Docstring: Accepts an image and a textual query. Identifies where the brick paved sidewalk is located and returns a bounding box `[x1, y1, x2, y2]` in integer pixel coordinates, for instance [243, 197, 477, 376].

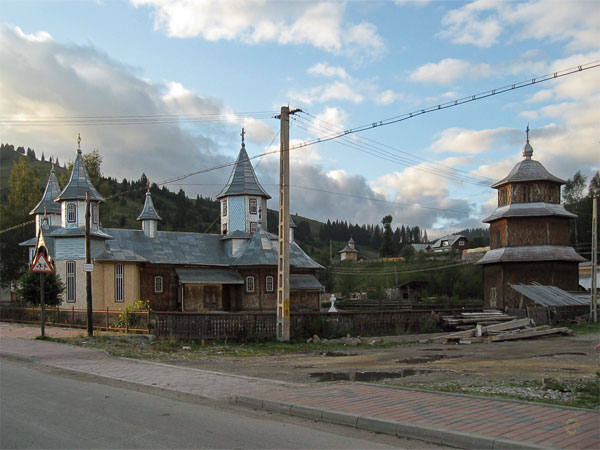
[2, 327, 598, 449]
[237, 383, 599, 449]
[0, 337, 296, 401]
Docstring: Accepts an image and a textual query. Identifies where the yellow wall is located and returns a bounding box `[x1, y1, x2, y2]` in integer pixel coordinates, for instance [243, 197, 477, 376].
[99, 262, 140, 310]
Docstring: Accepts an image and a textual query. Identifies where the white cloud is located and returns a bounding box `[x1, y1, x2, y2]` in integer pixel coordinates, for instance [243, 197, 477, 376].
[409, 58, 491, 85]
[431, 127, 519, 154]
[376, 89, 405, 105]
[288, 81, 364, 105]
[307, 106, 348, 138]
[439, 0, 600, 51]
[307, 62, 348, 79]
[131, 0, 384, 56]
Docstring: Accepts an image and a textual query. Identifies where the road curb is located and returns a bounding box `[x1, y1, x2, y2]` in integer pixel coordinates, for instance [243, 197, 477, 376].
[0, 350, 36, 363]
[234, 395, 558, 449]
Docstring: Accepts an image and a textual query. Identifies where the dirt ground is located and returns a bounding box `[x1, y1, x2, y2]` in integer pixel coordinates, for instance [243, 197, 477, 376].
[169, 333, 600, 392]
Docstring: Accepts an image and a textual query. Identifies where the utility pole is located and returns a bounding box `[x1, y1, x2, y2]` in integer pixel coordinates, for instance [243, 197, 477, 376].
[276, 106, 301, 341]
[591, 193, 598, 323]
[85, 191, 93, 337]
[40, 273, 45, 337]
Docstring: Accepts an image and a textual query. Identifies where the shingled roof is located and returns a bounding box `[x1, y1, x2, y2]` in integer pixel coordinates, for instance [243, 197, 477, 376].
[477, 245, 586, 265]
[491, 140, 565, 189]
[137, 191, 162, 221]
[216, 146, 271, 199]
[55, 149, 104, 202]
[483, 202, 576, 223]
[30, 165, 61, 215]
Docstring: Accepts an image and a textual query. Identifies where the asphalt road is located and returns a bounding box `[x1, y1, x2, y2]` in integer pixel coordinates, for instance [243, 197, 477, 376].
[0, 358, 437, 449]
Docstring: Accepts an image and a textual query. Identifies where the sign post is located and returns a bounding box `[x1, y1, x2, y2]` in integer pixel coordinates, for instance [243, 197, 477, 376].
[30, 252, 54, 337]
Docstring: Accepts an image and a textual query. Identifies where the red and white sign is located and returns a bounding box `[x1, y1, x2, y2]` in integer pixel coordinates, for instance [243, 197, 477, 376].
[31, 253, 54, 273]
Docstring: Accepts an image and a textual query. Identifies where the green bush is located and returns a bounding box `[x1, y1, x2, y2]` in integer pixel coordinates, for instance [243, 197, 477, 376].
[17, 271, 64, 306]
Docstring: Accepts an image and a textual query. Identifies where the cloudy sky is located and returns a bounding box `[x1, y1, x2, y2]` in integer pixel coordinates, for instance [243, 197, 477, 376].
[1, 0, 599, 237]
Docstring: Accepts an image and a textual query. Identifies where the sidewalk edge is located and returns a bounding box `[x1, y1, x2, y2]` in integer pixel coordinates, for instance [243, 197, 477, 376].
[234, 395, 557, 450]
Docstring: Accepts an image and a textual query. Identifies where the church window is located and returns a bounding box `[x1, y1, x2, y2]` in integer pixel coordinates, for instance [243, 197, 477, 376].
[92, 204, 99, 224]
[67, 204, 76, 223]
[489, 287, 497, 308]
[246, 276, 255, 293]
[222, 199, 227, 216]
[249, 198, 257, 214]
[266, 276, 274, 292]
[115, 264, 124, 302]
[250, 222, 257, 233]
[154, 276, 163, 294]
[66, 261, 76, 302]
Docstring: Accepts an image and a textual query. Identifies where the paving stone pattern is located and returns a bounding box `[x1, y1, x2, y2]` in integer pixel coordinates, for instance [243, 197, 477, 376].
[257, 384, 599, 449]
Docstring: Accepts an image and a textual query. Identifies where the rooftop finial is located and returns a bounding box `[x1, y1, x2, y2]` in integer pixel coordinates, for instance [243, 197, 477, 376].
[50, 156, 55, 172]
[241, 127, 245, 148]
[77, 133, 82, 154]
[522, 125, 533, 160]
[146, 179, 151, 194]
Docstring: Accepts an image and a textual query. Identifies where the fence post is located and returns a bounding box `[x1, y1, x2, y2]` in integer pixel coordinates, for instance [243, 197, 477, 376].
[72, 306, 75, 325]
[106, 307, 109, 331]
[56, 306, 60, 326]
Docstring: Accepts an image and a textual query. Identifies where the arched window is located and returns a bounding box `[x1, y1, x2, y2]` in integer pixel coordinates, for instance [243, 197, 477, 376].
[154, 276, 163, 293]
[245, 276, 255, 293]
[265, 276, 274, 292]
[92, 204, 99, 224]
[222, 199, 227, 216]
[67, 204, 76, 223]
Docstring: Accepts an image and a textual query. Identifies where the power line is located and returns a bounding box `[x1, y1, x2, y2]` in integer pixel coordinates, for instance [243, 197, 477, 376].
[329, 261, 474, 275]
[0, 111, 278, 127]
[289, 61, 600, 152]
[293, 114, 492, 187]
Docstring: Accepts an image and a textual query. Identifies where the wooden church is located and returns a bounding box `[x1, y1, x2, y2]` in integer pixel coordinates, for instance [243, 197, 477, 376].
[22, 132, 323, 312]
[477, 128, 585, 309]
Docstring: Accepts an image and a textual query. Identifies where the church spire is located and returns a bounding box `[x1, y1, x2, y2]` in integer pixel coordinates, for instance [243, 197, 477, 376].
[522, 125, 533, 160]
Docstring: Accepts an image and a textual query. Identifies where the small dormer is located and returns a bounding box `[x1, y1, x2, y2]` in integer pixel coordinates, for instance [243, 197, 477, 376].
[54, 135, 104, 231]
[30, 158, 62, 237]
[216, 128, 271, 235]
[137, 185, 162, 238]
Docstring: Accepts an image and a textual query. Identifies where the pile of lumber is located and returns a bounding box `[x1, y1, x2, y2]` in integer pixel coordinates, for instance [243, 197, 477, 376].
[441, 310, 517, 329]
[423, 317, 572, 344]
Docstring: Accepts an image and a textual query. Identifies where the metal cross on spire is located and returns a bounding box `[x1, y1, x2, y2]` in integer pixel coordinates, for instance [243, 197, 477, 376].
[77, 133, 82, 153]
[241, 128, 245, 147]
[526, 124, 530, 143]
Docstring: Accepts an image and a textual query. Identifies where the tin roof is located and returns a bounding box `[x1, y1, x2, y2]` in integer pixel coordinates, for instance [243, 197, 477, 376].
[216, 146, 271, 199]
[94, 226, 323, 269]
[175, 267, 244, 284]
[509, 284, 589, 306]
[477, 245, 586, 265]
[483, 202, 577, 223]
[290, 274, 324, 291]
[338, 244, 358, 254]
[232, 226, 323, 269]
[137, 191, 162, 221]
[431, 234, 465, 249]
[30, 168, 61, 215]
[55, 150, 104, 202]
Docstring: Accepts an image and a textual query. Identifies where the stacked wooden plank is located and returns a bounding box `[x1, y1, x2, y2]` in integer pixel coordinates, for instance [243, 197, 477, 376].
[424, 316, 572, 344]
[441, 310, 517, 330]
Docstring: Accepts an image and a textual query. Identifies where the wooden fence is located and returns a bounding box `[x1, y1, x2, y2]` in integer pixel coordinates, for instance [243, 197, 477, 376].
[152, 308, 476, 341]
[0, 305, 150, 333]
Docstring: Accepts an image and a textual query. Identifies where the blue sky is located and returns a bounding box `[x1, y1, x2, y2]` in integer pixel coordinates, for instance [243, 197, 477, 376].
[2, 0, 599, 237]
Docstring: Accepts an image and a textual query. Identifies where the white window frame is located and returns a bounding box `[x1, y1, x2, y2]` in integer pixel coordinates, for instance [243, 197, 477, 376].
[265, 275, 274, 292]
[249, 198, 257, 214]
[222, 199, 227, 216]
[115, 263, 124, 302]
[67, 204, 76, 223]
[154, 275, 164, 294]
[246, 276, 255, 293]
[66, 261, 76, 302]
[92, 204, 99, 224]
